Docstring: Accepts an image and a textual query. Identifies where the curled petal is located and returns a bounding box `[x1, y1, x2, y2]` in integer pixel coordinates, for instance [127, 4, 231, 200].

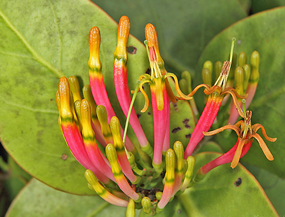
[222, 89, 245, 118]
[139, 79, 150, 112]
[234, 120, 243, 128]
[223, 87, 248, 99]
[164, 73, 192, 100]
[203, 124, 241, 137]
[231, 139, 246, 168]
[250, 133, 274, 161]
[204, 85, 220, 95]
[176, 83, 209, 100]
[252, 124, 277, 142]
[165, 73, 209, 100]
[139, 74, 151, 80]
[193, 84, 211, 96]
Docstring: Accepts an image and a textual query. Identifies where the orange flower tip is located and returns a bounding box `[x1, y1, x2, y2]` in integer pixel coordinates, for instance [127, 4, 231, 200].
[230, 162, 238, 169]
[89, 26, 101, 51]
[59, 76, 69, 88]
[117, 16, 130, 43]
[145, 23, 158, 48]
[81, 99, 90, 113]
[56, 90, 60, 110]
[58, 77, 70, 100]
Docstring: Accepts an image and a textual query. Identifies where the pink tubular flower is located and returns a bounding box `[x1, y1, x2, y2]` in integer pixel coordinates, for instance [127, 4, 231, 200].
[113, 16, 151, 152]
[183, 58, 246, 158]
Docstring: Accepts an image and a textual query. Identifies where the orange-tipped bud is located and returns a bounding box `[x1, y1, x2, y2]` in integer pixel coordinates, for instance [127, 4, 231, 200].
[145, 23, 165, 71]
[145, 23, 159, 51]
[89, 27, 102, 70]
[117, 16, 130, 47]
[58, 77, 72, 120]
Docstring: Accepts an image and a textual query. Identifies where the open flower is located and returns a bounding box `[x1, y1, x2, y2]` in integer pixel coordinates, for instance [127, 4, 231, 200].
[194, 109, 276, 181]
[183, 39, 247, 158]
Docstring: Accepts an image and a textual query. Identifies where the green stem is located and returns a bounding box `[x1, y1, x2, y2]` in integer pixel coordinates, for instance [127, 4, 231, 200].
[123, 84, 139, 144]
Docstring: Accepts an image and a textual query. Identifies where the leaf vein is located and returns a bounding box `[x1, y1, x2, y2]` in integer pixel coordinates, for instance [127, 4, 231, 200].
[0, 50, 34, 59]
[0, 96, 58, 114]
[0, 9, 64, 78]
[48, 0, 62, 71]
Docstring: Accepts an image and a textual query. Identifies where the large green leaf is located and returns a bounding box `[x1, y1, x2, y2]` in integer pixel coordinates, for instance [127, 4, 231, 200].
[93, 0, 247, 73]
[5, 178, 140, 217]
[245, 164, 285, 216]
[0, 0, 150, 194]
[178, 153, 278, 217]
[251, 0, 285, 13]
[4, 156, 32, 201]
[195, 7, 285, 178]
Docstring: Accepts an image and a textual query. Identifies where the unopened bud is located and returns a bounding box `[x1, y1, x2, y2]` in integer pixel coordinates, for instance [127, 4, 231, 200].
[141, 197, 153, 215]
[68, 76, 82, 101]
[234, 66, 245, 96]
[96, 105, 112, 139]
[203, 61, 213, 74]
[126, 199, 135, 217]
[243, 64, 251, 92]
[238, 52, 247, 67]
[202, 68, 212, 87]
[214, 61, 222, 80]
[179, 78, 188, 95]
[82, 85, 97, 119]
[250, 51, 260, 82]
[182, 71, 192, 92]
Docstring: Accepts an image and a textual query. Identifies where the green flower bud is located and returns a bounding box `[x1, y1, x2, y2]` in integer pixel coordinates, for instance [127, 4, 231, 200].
[214, 61, 222, 80]
[238, 51, 247, 67]
[234, 66, 245, 96]
[243, 64, 251, 92]
[202, 68, 212, 87]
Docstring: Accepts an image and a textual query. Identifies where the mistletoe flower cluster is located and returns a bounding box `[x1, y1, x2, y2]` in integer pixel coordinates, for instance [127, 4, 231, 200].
[56, 16, 276, 216]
